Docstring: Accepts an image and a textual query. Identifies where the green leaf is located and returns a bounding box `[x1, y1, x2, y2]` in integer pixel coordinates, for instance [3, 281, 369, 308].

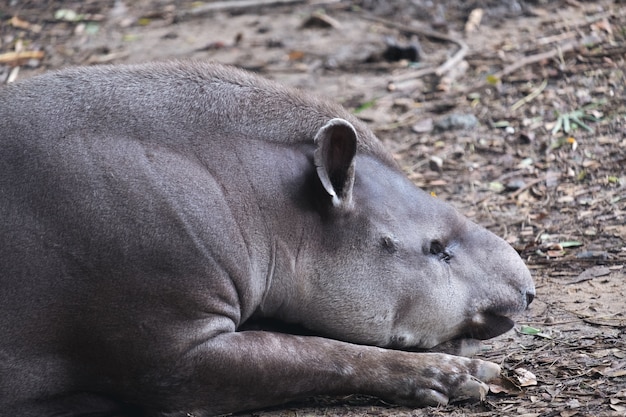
[54, 9, 85, 22]
[488, 181, 505, 193]
[492, 120, 510, 128]
[519, 325, 553, 339]
[486, 74, 500, 85]
[353, 99, 376, 114]
[560, 241, 583, 248]
[519, 325, 542, 335]
[84, 22, 100, 35]
[122, 34, 139, 42]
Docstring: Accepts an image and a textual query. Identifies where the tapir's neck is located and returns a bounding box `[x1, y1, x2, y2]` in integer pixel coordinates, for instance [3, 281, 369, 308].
[255, 236, 310, 320]
[206, 138, 319, 324]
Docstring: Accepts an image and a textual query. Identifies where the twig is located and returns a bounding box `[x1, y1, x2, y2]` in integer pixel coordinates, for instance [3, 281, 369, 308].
[392, 67, 438, 82]
[434, 37, 468, 77]
[359, 14, 468, 79]
[506, 177, 545, 201]
[471, 39, 587, 93]
[510, 78, 547, 111]
[464, 40, 582, 94]
[494, 41, 579, 81]
[536, 31, 577, 46]
[176, 0, 306, 20]
[0, 50, 45, 64]
[581, 45, 626, 58]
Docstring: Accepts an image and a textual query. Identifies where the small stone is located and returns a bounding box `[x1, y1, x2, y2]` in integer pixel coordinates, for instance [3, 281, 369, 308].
[505, 179, 525, 191]
[429, 156, 443, 172]
[434, 113, 479, 132]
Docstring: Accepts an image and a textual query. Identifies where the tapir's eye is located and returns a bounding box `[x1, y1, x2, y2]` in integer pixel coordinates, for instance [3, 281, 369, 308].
[429, 240, 451, 262]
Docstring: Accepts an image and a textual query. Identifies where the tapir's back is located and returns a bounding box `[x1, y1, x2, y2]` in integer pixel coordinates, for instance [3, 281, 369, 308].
[0, 61, 390, 162]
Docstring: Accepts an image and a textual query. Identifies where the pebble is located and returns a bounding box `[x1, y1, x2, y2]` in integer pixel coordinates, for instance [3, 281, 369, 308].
[434, 113, 479, 131]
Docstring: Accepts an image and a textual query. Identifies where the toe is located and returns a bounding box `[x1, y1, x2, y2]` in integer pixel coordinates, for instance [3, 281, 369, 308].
[452, 375, 490, 401]
[473, 360, 501, 382]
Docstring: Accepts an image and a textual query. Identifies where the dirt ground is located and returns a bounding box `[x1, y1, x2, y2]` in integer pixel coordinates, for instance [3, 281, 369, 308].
[2, 0, 625, 416]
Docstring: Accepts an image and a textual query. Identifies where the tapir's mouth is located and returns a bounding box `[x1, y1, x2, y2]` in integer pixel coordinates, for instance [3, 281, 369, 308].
[424, 313, 515, 356]
[400, 312, 516, 356]
[460, 312, 516, 340]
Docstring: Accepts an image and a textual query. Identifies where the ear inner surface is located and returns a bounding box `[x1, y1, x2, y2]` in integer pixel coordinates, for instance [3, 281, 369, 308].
[313, 118, 357, 208]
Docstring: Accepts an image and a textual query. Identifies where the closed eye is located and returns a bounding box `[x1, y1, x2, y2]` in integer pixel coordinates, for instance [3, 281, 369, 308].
[429, 240, 451, 262]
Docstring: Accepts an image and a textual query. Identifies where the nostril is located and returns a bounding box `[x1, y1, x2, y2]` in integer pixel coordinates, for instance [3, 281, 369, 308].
[525, 291, 535, 306]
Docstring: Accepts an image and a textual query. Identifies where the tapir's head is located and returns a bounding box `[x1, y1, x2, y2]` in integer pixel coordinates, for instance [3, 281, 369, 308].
[279, 118, 535, 352]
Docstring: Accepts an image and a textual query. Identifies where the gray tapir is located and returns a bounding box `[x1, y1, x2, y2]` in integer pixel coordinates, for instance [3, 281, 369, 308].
[0, 61, 534, 417]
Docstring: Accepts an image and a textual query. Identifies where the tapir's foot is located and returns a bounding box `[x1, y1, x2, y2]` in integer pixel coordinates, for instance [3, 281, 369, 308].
[378, 352, 501, 407]
[434, 357, 500, 405]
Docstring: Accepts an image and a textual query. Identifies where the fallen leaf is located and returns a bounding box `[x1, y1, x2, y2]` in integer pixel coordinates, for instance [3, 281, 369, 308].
[566, 398, 581, 408]
[592, 364, 626, 378]
[606, 369, 626, 378]
[287, 50, 305, 61]
[591, 348, 622, 359]
[591, 18, 612, 35]
[568, 266, 611, 284]
[514, 368, 537, 387]
[465, 8, 483, 33]
[605, 225, 626, 239]
[489, 375, 523, 395]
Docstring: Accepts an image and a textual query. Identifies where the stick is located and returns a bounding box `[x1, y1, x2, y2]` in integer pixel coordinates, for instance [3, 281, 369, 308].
[0, 50, 45, 64]
[463, 40, 582, 94]
[176, 0, 306, 20]
[506, 177, 545, 201]
[360, 14, 468, 79]
[510, 78, 548, 111]
[493, 41, 578, 80]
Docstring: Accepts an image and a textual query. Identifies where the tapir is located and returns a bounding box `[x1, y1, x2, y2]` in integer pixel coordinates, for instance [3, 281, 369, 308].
[0, 61, 535, 417]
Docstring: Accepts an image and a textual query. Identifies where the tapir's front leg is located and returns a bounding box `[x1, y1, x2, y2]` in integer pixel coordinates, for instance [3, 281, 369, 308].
[152, 331, 500, 416]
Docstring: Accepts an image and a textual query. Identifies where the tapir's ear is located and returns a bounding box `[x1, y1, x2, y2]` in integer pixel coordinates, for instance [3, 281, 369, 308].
[313, 118, 357, 210]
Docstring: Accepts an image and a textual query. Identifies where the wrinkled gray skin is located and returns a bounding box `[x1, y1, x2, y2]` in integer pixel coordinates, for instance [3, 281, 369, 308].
[0, 61, 534, 417]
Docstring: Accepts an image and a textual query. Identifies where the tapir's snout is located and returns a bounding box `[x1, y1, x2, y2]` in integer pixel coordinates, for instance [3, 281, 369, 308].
[515, 257, 536, 312]
[511, 268, 536, 313]
[470, 224, 536, 312]
[448, 223, 536, 344]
